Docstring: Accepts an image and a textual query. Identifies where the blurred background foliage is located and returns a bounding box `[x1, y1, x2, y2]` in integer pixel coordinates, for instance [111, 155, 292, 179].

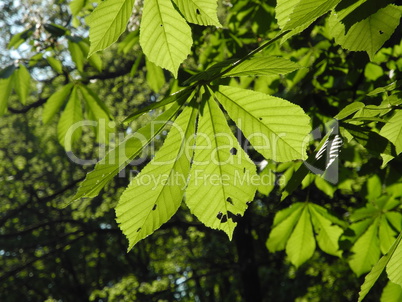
[0, 0, 401, 301]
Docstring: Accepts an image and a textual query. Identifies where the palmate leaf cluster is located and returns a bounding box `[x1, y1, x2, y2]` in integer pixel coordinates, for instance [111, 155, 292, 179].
[1, 0, 402, 301]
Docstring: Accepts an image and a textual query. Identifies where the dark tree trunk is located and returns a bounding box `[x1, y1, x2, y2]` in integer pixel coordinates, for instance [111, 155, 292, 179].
[234, 211, 262, 302]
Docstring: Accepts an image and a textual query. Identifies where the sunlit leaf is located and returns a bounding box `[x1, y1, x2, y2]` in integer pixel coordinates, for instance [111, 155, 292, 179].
[0, 76, 15, 116]
[68, 40, 85, 72]
[70, 0, 86, 16]
[14, 64, 30, 105]
[286, 204, 316, 267]
[47, 57, 63, 73]
[145, 58, 165, 92]
[79, 85, 114, 144]
[185, 90, 257, 239]
[267, 202, 304, 252]
[87, 0, 135, 56]
[57, 86, 83, 151]
[224, 56, 301, 77]
[116, 105, 197, 249]
[386, 233, 402, 287]
[358, 232, 402, 302]
[349, 219, 381, 276]
[283, 0, 341, 31]
[42, 83, 74, 124]
[380, 281, 402, 302]
[379, 216, 398, 254]
[173, 0, 221, 26]
[309, 203, 343, 256]
[70, 95, 189, 204]
[335, 102, 365, 120]
[214, 85, 311, 162]
[140, 0, 192, 77]
[329, 4, 402, 60]
[380, 110, 402, 155]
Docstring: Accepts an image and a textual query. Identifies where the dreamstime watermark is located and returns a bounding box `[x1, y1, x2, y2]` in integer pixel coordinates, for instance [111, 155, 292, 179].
[64, 118, 341, 184]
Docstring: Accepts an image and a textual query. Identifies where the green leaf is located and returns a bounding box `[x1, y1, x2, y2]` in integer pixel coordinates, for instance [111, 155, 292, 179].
[7, 27, 34, 49]
[257, 167, 275, 196]
[275, 0, 340, 42]
[349, 219, 381, 276]
[14, 64, 30, 105]
[79, 85, 114, 144]
[214, 85, 311, 162]
[329, 4, 402, 60]
[335, 102, 365, 120]
[79, 85, 113, 120]
[286, 204, 316, 267]
[367, 80, 402, 96]
[140, 0, 192, 77]
[387, 233, 402, 287]
[0, 76, 15, 116]
[145, 58, 165, 92]
[87, 0, 135, 57]
[314, 176, 336, 198]
[182, 59, 236, 86]
[309, 203, 343, 256]
[343, 123, 396, 157]
[275, 0, 299, 29]
[366, 174, 382, 201]
[173, 0, 221, 26]
[68, 39, 85, 72]
[116, 104, 197, 250]
[70, 0, 86, 16]
[70, 95, 188, 204]
[223, 56, 301, 77]
[47, 57, 63, 73]
[379, 216, 398, 254]
[283, 0, 341, 31]
[380, 110, 402, 155]
[267, 202, 304, 252]
[386, 212, 402, 232]
[185, 90, 257, 240]
[358, 232, 402, 302]
[118, 30, 139, 54]
[380, 281, 402, 302]
[311, 202, 347, 228]
[57, 86, 83, 151]
[43, 23, 67, 37]
[123, 88, 192, 125]
[42, 83, 74, 124]
[78, 40, 103, 71]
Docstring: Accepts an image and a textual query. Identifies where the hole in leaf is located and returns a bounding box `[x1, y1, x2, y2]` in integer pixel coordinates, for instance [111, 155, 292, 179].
[230, 147, 237, 155]
[259, 117, 262, 120]
[379, 30, 384, 34]
[228, 211, 241, 223]
[226, 197, 233, 204]
[137, 227, 141, 232]
[160, 24, 163, 27]
[152, 204, 157, 211]
[216, 212, 228, 223]
[243, 167, 246, 173]
[246, 201, 251, 205]
[196, 8, 200, 14]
